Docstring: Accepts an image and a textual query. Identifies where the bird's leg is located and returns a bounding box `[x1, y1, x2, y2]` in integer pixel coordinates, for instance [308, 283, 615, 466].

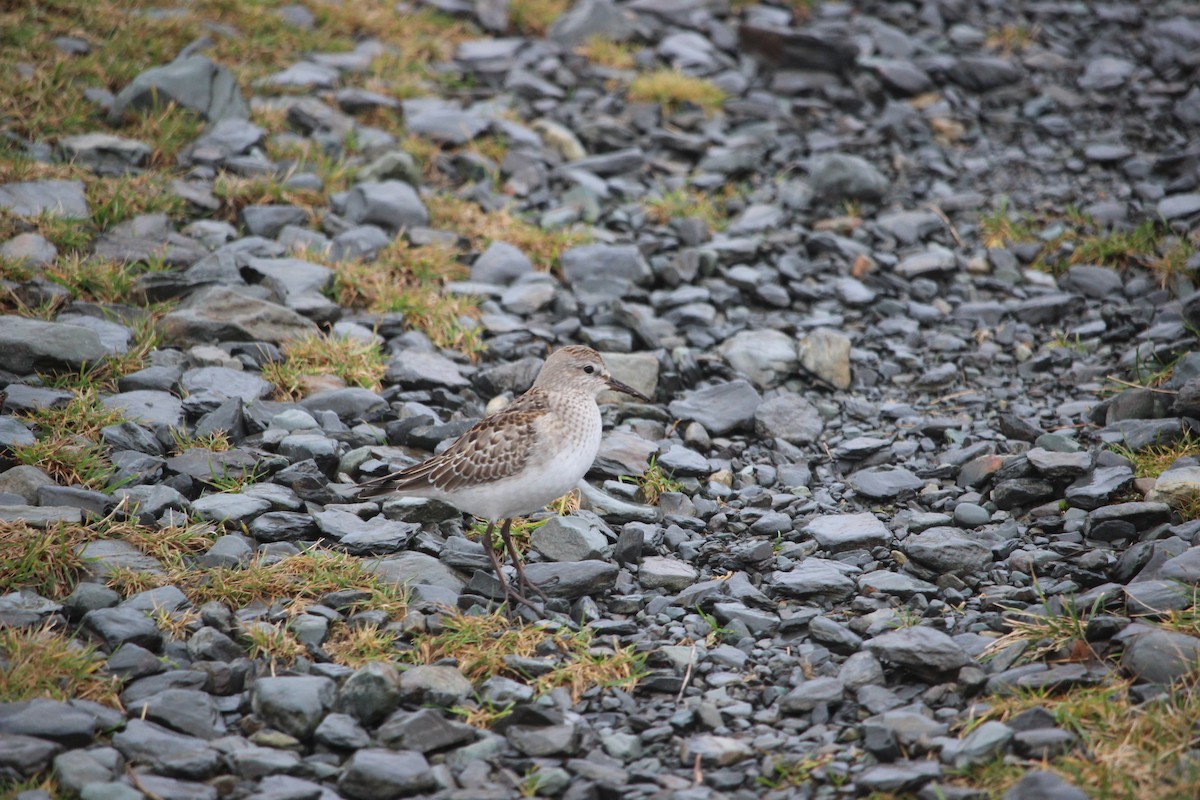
[481, 520, 512, 600]
[501, 518, 548, 602]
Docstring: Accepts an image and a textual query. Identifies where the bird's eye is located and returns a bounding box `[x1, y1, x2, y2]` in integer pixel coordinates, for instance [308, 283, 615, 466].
[583, 365, 595, 374]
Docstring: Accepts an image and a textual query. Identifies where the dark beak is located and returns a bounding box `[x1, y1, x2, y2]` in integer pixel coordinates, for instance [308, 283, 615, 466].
[605, 378, 650, 402]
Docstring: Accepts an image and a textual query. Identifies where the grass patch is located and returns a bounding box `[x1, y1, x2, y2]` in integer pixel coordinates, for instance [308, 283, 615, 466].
[326, 239, 484, 355]
[1109, 430, 1200, 480]
[758, 755, 833, 790]
[425, 194, 590, 271]
[983, 597, 1102, 667]
[213, 173, 325, 222]
[469, 517, 548, 557]
[0, 624, 121, 707]
[409, 611, 644, 703]
[628, 69, 727, 114]
[985, 23, 1039, 54]
[980, 197, 1037, 249]
[576, 36, 639, 70]
[11, 388, 125, 488]
[0, 516, 217, 598]
[87, 172, 189, 229]
[0, 0, 473, 143]
[105, 547, 409, 618]
[244, 621, 308, 670]
[325, 622, 401, 667]
[170, 428, 233, 455]
[978, 200, 1197, 285]
[643, 187, 729, 230]
[508, 0, 569, 36]
[260, 332, 388, 400]
[622, 456, 683, 505]
[961, 677, 1200, 800]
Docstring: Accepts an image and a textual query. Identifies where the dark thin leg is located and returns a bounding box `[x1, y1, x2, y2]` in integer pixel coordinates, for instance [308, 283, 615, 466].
[480, 519, 541, 613]
[501, 518, 548, 602]
[482, 520, 513, 602]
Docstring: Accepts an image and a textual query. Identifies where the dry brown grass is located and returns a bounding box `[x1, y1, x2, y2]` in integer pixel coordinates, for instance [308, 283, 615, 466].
[0, 516, 216, 598]
[0, 624, 122, 707]
[628, 69, 727, 113]
[105, 547, 409, 619]
[425, 194, 590, 271]
[409, 611, 644, 703]
[325, 622, 402, 667]
[260, 332, 388, 400]
[327, 239, 484, 355]
[576, 37, 639, 70]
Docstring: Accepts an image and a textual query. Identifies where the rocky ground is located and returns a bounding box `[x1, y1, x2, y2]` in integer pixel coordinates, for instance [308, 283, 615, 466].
[2, 0, 1200, 798]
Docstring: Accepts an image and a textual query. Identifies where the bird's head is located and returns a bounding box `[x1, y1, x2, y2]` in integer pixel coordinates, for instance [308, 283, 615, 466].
[535, 345, 650, 401]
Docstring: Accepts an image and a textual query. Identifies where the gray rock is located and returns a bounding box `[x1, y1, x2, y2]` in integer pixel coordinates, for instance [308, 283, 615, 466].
[1026, 448, 1092, 479]
[866, 626, 971, 672]
[109, 56, 248, 124]
[377, 708, 475, 753]
[338, 662, 401, 726]
[850, 466, 924, 499]
[955, 720, 1013, 768]
[669, 380, 761, 435]
[471, 241, 534, 285]
[772, 558, 857, 601]
[1065, 466, 1135, 510]
[639, 556, 698, 590]
[810, 154, 889, 202]
[160, 286, 318, 345]
[387, 349, 469, 388]
[951, 55, 1022, 91]
[717, 329, 797, 388]
[548, 0, 635, 45]
[404, 107, 490, 145]
[1158, 194, 1200, 221]
[1002, 770, 1088, 800]
[57, 133, 151, 176]
[0, 317, 110, 374]
[0, 699, 95, 746]
[398, 665, 473, 707]
[0, 179, 88, 218]
[779, 676, 844, 712]
[102, 390, 184, 431]
[561, 243, 652, 286]
[315, 712, 372, 750]
[904, 527, 992, 575]
[251, 675, 337, 739]
[804, 512, 890, 552]
[128, 689, 226, 740]
[754, 393, 824, 444]
[0, 733, 63, 778]
[182, 366, 273, 402]
[530, 516, 607, 561]
[523, 560, 618, 598]
[344, 181, 429, 232]
[680, 734, 752, 766]
[0, 232, 57, 266]
[112, 719, 220, 779]
[82, 606, 162, 651]
[337, 748, 436, 800]
[1077, 56, 1135, 91]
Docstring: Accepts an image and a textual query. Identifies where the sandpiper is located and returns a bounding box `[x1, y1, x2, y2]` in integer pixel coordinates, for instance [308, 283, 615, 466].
[358, 345, 649, 610]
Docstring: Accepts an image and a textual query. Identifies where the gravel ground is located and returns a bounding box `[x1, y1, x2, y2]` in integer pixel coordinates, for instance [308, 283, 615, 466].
[2, 0, 1200, 799]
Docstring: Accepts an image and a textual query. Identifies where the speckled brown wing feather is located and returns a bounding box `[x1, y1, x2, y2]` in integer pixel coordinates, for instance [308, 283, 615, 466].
[359, 389, 550, 497]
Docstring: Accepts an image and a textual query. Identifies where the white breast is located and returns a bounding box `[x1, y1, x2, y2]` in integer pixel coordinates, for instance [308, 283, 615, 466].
[452, 398, 602, 520]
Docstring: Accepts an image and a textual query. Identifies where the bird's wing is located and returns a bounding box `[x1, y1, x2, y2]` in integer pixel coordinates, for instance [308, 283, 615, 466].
[358, 390, 550, 497]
